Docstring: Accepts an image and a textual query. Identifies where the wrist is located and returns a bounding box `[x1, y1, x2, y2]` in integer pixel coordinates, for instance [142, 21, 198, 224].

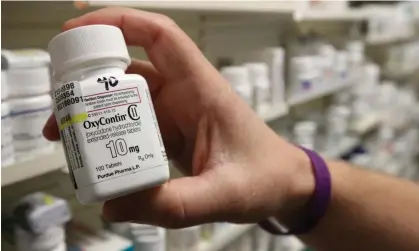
[276, 144, 315, 226]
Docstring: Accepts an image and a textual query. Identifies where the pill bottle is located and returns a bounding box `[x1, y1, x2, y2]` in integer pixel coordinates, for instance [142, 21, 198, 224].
[220, 66, 253, 107]
[317, 44, 337, 87]
[244, 62, 271, 115]
[110, 222, 131, 239]
[13, 193, 70, 251]
[346, 40, 364, 86]
[293, 121, 317, 150]
[1, 101, 15, 166]
[335, 50, 348, 85]
[256, 47, 285, 106]
[48, 25, 169, 204]
[2, 49, 51, 97]
[15, 226, 66, 251]
[167, 226, 201, 251]
[130, 223, 166, 251]
[289, 57, 319, 95]
[10, 94, 53, 160]
[325, 105, 350, 149]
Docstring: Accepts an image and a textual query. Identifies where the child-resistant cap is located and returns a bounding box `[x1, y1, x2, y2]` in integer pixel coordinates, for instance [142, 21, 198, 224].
[48, 25, 131, 79]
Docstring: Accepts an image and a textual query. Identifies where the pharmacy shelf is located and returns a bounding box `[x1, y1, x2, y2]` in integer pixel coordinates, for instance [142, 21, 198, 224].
[85, 1, 371, 22]
[382, 67, 419, 81]
[366, 33, 415, 46]
[198, 224, 255, 251]
[287, 83, 350, 107]
[85, 1, 303, 13]
[1, 146, 66, 187]
[293, 8, 367, 22]
[321, 136, 361, 159]
[349, 113, 381, 135]
[260, 102, 289, 122]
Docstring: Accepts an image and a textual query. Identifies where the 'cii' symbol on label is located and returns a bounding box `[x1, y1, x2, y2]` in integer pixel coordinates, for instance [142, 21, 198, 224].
[97, 76, 119, 90]
[127, 104, 140, 121]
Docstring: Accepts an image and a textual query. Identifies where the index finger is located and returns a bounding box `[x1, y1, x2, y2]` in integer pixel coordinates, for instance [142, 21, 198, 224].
[63, 7, 211, 82]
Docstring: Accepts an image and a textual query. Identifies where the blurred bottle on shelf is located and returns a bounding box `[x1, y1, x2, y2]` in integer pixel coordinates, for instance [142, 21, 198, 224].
[245, 62, 271, 115]
[2, 49, 54, 161]
[288, 34, 321, 97]
[220, 66, 254, 108]
[293, 120, 318, 150]
[167, 226, 201, 251]
[255, 47, 286, 106]
[130, 224, 166, 251]
[13, 193, 71, 251]
[2, 101, 14, 166]
[325, 105, 351, 150]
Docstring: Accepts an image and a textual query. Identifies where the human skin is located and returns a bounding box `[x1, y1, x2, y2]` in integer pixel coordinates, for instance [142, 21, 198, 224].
[43, 7, 419, 251]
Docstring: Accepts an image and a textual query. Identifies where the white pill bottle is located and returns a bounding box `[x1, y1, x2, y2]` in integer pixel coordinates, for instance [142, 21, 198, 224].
[48, 25, 169, 204]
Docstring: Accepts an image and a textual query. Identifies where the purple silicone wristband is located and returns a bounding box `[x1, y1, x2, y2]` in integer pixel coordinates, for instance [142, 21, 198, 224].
[259, 146, 331, 235]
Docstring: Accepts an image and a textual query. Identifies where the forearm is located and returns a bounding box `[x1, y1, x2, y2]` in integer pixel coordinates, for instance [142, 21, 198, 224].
[285, 160, 419, 251]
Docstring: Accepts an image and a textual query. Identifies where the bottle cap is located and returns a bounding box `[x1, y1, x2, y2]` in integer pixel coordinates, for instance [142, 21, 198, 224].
[48, 25, 131, 79]
[7, 66, 51, 97]
[293, 121, 317, 135]
[10, 94, 52, 114]
[1, 49, 50, 68]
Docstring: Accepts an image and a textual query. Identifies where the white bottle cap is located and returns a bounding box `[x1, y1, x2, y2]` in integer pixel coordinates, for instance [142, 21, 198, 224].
[293, 121, 317, 136]
[220, 66, 250, 88]
[48, 25, 131, 79]
[328, 105, 350, 119]
[1, 49, 50, 68]
[7, 66, 51, 97]
[10, 94, 52, 114]
[258, 47, 285, 61]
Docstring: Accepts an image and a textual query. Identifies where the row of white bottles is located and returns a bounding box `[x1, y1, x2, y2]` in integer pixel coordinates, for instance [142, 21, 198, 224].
[219, 47, 285, 118]
[1, 49, 54, 165]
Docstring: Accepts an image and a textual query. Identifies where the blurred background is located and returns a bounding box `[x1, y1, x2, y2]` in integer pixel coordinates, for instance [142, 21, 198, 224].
[2, 1, 419, 251]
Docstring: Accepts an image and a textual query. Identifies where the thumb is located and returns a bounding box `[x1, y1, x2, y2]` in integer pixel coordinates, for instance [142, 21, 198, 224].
[102, 174, 225, 228]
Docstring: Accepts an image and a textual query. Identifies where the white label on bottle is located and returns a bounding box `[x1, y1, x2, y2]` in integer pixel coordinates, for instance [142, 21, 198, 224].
[11, 107, 52, 152]
[290, 56, 319, 93]
[1, 114, 14, 164]
[53, 76, 168, 189]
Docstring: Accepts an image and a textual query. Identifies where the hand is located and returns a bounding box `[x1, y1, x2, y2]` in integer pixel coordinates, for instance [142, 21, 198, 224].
[43, 7, 314, 228]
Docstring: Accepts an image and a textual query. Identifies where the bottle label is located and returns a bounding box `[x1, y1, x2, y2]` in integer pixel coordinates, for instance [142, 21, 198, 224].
[290, 56, 320, 93]
[53, 76, 168, 189]
[1, 114, 14, 164]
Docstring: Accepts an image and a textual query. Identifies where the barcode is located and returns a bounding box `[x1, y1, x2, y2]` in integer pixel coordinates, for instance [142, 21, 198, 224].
[62, 124, 84, 171]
